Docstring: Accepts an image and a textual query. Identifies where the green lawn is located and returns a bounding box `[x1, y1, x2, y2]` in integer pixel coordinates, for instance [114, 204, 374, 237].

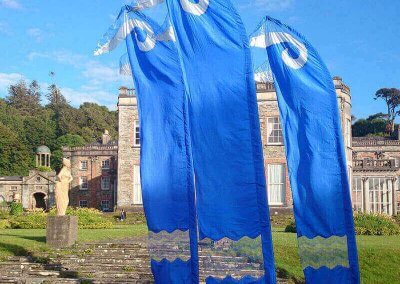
[0, 225, 399, 283]
[0, 224, 148, 261]
[243, 227, 400, 283]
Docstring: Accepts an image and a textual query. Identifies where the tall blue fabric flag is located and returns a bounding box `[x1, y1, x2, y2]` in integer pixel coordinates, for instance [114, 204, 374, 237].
[250, 17, 360, 283]
[165, 1, 276, 283]
[96, 7, 198, 283]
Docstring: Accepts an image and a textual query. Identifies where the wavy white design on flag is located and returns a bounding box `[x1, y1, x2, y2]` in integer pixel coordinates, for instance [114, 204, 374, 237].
[94, 17, 176, 55]
[131, 19, 156, 52]
[250, 32, 308, 69]
[155, 25, 176, 42]
[180, 0, 209, 16]
[131, 0, 164, 11]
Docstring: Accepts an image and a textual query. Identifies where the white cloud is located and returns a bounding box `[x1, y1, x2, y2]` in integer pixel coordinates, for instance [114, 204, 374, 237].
[27, 49, 132, 109]
[28, 50, 131, 86]
[0, 72, 24, 96]
[0, 0, 22, 10]
[27, 28, 47, 43]
[60, 87, 117, 110]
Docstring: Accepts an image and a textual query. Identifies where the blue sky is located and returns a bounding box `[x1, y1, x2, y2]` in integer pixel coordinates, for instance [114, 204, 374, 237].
[0, 0, 399, 118]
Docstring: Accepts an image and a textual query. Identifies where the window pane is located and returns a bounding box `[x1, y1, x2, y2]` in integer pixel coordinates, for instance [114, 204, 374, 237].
[267, 164, 285, 205]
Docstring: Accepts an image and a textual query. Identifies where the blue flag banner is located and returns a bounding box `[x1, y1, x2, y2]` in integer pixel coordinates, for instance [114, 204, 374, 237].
[165, 0, 276, 283]
[95, 7, 197, 282]
[250, 17, 360, 283]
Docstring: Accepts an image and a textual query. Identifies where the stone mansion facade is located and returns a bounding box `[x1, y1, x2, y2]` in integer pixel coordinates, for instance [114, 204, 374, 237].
[63, 77, 398, 215]
[1, 77, 399, 215]
[1, 77, 393, 214]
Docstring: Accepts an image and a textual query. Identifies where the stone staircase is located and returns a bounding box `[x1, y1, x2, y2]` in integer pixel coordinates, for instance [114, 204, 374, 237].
[0, 238, 287, 283]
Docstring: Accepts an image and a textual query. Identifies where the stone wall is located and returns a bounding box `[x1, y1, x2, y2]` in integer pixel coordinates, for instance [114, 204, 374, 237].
[117, 90, 141, 209]
[63, 146, 118, 210]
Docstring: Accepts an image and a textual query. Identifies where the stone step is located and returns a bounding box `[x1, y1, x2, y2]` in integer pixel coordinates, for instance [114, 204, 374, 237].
[0, 277, 81, 284]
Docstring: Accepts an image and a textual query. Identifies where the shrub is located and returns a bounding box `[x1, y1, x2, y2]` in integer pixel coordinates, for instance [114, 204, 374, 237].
[9, 202, 23, 216]
[0, 208, 10, 219]
[284, 220, 297, 233]
[394, 215, 400, 226]
[354, 213, 400, 236]
[0, 219, 10, 229]
[36, 166, 52, 172]
[9, 212, 47, 229]
[49, 207, 113, 229]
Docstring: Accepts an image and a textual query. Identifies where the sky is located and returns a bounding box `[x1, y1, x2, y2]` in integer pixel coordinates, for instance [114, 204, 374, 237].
[0, 0, 399, 118]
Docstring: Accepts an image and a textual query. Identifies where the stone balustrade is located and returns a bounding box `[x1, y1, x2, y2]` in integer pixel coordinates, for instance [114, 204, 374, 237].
[353, 159, 399, 171]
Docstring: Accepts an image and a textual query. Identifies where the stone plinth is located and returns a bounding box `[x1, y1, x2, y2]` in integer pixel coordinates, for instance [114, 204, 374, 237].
[46, 216, 78, 248]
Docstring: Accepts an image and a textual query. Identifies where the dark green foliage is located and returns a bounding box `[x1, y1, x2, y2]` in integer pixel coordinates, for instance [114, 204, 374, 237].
[284, 220, 297, 233]
[354, 213, 400, 236]
[374, 88, 400, 133]
[395, 215, 400, 226]
[6, 80, 41, 116]
[0, 123, 32, 176]
[0, 80, 117, 176]
[352, 113, 396, 137]
[52, 134, 86, 170]
[9, 202, 23, 216]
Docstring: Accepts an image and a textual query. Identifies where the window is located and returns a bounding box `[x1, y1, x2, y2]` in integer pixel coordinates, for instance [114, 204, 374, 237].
[133, 165, 143, 205]
[344, 118, 351, 148]
[101, 176, 110, 190]
[80, 177, 88, 190]
[266, 117, 283, 145]
[101, 159, 110, 170]
[352, 177, 363, 212]
[267, 164, 286, 205]
[80, 160, 88, 170]
[79, 200, 88, 208]
[134, 120, 140, 147]
[368, 177, 392, 215]
[101, 200, 110, 211]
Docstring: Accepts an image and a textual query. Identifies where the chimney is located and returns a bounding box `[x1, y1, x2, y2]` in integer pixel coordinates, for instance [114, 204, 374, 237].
[102, 130, 111, 145]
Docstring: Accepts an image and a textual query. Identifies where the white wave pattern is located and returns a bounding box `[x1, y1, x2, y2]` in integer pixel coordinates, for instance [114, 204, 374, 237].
[131, 0, 164, 11]
[95, 14, 174, 55]
[297, 235, 350, 270]
[250, 32, 308, 69]
[148, 230, 191, 262]
[155, 25, 176, 42]
[180, 0, 209, 16]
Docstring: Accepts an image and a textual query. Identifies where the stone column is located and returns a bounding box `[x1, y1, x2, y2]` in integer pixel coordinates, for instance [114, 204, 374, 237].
[392, 177, 398, 216]
[388, 178, 393, 216]
[362, 177, 369, 213]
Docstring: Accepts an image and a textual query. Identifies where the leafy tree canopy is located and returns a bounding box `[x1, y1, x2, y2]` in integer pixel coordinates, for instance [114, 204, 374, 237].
[0, 80, 117, 176]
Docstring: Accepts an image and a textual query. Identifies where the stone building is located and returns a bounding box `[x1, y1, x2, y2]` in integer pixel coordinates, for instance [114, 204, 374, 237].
[0, 146, 56, 210]
[62, 79, 351, 212]
[62, 131, 118, 211]
[352, 136, 400, 215]
[256, 77, 353, 213]
[62, 78, 400, 216]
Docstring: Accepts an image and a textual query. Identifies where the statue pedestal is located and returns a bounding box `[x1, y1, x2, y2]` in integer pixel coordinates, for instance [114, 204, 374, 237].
[46, 216, 78, 248]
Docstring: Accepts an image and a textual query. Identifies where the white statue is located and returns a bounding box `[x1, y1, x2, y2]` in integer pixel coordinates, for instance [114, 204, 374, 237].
[55, 158, 73, 216]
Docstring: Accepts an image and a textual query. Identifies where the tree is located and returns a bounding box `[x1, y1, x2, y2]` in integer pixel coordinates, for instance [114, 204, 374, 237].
[352, 113, 391, 137]
[0, 123, 32, 176]
[52, 134, 86, 171]
[6, 80, 42, 115]
[46, 84, 68, 109]
[374, 88, 400, 133]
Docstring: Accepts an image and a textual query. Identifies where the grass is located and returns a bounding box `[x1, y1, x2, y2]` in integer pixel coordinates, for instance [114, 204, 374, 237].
[0, 224, 399, 283]
[0, 224, 148, 261]
[235, 227, 400, 283]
